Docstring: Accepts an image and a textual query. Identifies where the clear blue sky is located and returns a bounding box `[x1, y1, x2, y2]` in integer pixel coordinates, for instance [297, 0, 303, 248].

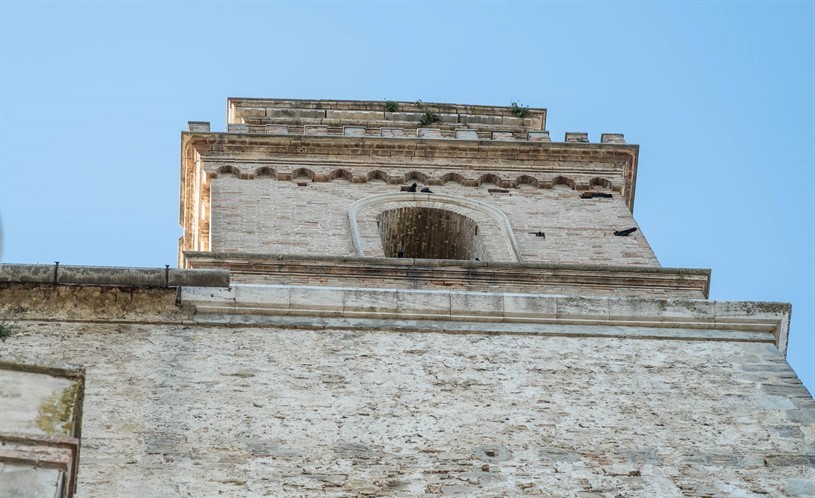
[1, 2, 813, 393]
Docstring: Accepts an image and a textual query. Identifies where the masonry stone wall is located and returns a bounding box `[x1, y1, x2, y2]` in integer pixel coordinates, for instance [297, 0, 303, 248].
[3, 320, 812, 497]
[210, 178, 659, 266]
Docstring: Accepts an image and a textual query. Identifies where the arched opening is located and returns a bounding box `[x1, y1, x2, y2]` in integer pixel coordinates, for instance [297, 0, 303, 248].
[378, 207, 484, 260]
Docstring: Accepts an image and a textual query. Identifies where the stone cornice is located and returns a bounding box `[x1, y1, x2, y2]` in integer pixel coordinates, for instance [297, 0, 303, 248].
[183, 252, 711, 299]
[181, 284, 791, 354]
[181, 132, 640, 210]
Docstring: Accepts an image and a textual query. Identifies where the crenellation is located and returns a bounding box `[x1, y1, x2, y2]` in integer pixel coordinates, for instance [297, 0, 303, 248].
[342, 125, 366, 137]
[565, 132, 590, 143]
[187, 121, 210, 132]
[527, 130, 551, 142]
[601, 133, 626, 144]
[491, 130, 515, 141]
[416, 128, 442, 138]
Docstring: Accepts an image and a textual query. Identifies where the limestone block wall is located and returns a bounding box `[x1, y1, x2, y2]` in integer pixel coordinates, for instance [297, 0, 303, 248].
[209, 178, 659, 266]
[3, 321, 813, 497]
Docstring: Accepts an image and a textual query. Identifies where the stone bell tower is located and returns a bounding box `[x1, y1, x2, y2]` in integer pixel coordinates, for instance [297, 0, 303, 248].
[3, 98, 810, 497]
[179, 99, 674, 293]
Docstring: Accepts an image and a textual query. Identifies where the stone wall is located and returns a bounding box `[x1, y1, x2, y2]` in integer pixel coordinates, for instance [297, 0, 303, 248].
[3, 320, 812, 497]
[209, 179, 658, 266]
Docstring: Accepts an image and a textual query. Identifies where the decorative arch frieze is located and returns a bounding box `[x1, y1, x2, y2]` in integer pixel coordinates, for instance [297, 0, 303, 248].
[348, 193, 523, 262]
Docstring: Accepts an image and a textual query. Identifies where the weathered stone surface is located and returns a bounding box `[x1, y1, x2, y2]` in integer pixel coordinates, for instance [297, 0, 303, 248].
[2, 320, 813, 497]
[205, 179, 659, 267]
[0, 464, 64, 498]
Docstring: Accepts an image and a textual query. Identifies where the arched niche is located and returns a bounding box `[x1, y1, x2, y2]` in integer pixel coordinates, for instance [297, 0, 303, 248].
[348, 193, 522, 262]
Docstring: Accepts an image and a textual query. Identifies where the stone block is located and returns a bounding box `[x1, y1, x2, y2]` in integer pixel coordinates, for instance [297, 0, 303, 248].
[601, 133, 625, 144]
[565, 132, 589, 143]
[607, 298, 712, 322]
[181, 286, 236, 304]
[557, 296, 610, 320]
[343, 288, 398, 315]
[343, 126, 367, 137]
[417, 128, 442, 138]
[491, 131, 514, 141]
[268, 108, 326, 119]
[289, 286, 343, 313]
[187, 121, 210, 132]
[503, 294, 557, 319]
[386, 112, 422, 122]
[454, 129, 478, 140]
[380, 128, 406, 137]
[304, 125, 328, 135]
[265, 124, 288, 135]
[234, 285, 290, 310]
[397, 289, 451, 317]
[459, 114, 503, 125]
[527, 131, 551, 142]
[450, 291, 503, 318]
[502, 116, 524, 127]
[327, 110, 384, 121]
[239, 107, 266, 118]
[227, 123, 250, 133]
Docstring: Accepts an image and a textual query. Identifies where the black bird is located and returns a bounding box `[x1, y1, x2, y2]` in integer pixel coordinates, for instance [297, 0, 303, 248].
[529, 231, 545, 238]
[400, 182, 418, 192]
[397, 249, 405, 258]
[613, 227, 638, 237]
[581, 192, 613, 199]
[420, 187, 432, 193]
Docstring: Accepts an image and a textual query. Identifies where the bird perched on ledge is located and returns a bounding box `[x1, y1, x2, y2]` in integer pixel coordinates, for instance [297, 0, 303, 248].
[420, 187, 432, 193]
[400, 183, 418, 192]
[614, 227, 638, 236]
[581, 191, 613, 199]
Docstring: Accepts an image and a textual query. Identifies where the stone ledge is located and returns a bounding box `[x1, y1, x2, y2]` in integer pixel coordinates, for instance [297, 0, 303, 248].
[182, 252, 712, 299]
[227, 97, 548, 130]
[181, 284, 790, 353]
[0, 283, 191, 322]
[0, 264, 229, 288]
[181, 132, 640, 211]
[187, 309, 779, 347]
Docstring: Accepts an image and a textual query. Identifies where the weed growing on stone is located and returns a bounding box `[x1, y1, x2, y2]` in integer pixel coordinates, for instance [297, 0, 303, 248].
[419, 110, 439, 126]
[384, 100, 400, 113]
[511, 101, 530, 118]
[0, 322, 14, 342]
[414, 100, 441, 126]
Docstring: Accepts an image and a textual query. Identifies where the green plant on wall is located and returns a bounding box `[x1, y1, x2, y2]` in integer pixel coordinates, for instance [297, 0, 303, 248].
[0, 306, 22, 342]
[384, 100, 400, 113]
[0, 322, 12, 342]
[510, 101, 530, 118]
[419, 109, 440, 126]
[415, 100, 441, 126]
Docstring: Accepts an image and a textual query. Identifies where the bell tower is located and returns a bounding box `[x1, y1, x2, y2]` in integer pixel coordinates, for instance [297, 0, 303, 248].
[179, 98, 675, 297]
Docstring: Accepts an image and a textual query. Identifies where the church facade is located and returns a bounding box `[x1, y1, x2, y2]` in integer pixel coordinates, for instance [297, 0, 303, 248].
[1, 98, 812, 497]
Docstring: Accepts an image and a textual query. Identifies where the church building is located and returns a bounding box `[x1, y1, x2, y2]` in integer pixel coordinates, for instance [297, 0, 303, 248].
[1, 98, 812, 497]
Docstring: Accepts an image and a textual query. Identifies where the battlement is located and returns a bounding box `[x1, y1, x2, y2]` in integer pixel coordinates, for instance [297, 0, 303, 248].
[192, 120, 626, 145]
[180, 97, 652, 275]
[226, 98, 547, 133]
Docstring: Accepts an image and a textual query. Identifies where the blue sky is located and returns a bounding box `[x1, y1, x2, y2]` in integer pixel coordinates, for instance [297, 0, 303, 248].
[1, 2, 813, 393]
